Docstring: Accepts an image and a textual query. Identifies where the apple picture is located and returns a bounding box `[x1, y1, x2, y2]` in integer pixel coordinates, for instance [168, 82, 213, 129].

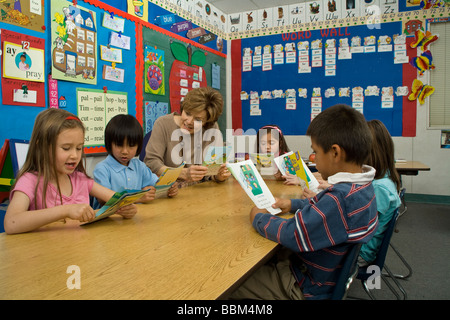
[169, 41, 207, 114]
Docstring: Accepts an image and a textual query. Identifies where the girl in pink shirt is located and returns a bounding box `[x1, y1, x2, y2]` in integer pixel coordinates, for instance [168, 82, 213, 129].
[4, 109, 137, 234]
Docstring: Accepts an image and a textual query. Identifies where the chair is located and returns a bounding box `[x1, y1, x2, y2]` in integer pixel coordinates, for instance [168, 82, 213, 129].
[385, 187, 413, 280]
[139, 131, 152, 161]
[398, 187, 407, 217]
[356, 209, 407, 300]
[330, 243, 362, 300]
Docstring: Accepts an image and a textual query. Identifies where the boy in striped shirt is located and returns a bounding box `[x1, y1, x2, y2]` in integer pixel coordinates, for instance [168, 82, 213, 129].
[230, 104, 378, 300]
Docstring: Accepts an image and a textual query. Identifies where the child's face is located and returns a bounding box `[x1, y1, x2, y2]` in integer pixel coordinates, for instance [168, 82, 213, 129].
[54, 127, 84, 177]
[310, 138, 334, 181]
[112, 139, 138, 166]
[259, 132, 279, 155]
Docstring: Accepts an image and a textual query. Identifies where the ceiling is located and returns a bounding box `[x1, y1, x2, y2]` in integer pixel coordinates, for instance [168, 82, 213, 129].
[205, 0, 307, 15]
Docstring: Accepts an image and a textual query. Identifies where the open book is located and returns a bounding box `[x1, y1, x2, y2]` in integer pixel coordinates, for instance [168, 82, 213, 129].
[202, 145, 232, 176]
[155, 162, 185, 198]
[82, 189, 148, 225]
[274, 151, 320, 193]
[227, 160, 281, 215]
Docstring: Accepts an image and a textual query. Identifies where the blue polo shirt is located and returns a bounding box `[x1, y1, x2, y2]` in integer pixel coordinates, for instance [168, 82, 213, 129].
[93, 155, 159, 207]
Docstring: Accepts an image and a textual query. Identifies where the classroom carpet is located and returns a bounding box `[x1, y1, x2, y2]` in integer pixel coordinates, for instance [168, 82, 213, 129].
[347, 201, 450, 300]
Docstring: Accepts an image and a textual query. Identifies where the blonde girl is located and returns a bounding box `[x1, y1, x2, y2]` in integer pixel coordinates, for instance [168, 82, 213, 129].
[4, 109, 136, 234]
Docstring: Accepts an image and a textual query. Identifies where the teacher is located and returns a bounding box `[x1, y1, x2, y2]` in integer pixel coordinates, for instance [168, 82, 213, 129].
[144, 87, 230, 187]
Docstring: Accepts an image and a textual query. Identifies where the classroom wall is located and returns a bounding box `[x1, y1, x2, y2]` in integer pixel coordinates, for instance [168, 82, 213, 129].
[224, 42, 450, 197]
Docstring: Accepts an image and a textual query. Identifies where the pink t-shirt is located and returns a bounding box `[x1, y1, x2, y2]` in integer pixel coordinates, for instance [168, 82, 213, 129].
[11, 171, 94, 210]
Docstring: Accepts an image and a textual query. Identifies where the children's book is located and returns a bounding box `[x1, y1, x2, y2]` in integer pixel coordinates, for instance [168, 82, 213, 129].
[274, 151, 320, 193]
[155, 162, 185, 198]
[249, 153, 278, 177]
[202, 145, 232, 176]
[227, 160, 281, 215]
[82, 189, 148, 225]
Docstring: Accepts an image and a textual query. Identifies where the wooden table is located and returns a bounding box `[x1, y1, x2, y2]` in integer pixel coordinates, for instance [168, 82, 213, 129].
[395, 161, 430, 176]
[0, 179, 300, 300]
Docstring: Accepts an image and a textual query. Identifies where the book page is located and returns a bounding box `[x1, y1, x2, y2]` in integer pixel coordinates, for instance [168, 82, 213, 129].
[227, 160, 281, 215]
[82, 189, 147, 225]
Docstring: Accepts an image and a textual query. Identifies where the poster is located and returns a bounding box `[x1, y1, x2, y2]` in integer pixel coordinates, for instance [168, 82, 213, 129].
[1, 29, 45, 107]
[144, 46, 165, 95]
[51, 0, 97, 84]
[77, 89, 128, 148]
[144, 101, 168, 133]
[0, 0, 46, 32]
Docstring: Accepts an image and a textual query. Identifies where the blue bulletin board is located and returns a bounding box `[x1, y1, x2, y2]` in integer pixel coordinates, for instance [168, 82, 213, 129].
[239, 21, 408, 137]
[0, 0, 137, 154]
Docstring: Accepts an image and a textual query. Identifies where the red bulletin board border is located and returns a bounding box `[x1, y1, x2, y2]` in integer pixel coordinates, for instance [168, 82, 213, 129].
[231, 39, 242, 131]
[402, 37, 418, 137]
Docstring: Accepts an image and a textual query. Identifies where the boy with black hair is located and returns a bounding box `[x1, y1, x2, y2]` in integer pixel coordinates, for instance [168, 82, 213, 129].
[230, 104, 378, 300]
[93, 114, 178, 208]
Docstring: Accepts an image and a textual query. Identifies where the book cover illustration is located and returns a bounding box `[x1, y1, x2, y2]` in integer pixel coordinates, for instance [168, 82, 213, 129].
[155, 162, 185, 198]
[274, 151, 320, 193]
[202, 145, 231, 176]
[82, 189, 148, 225]
[249, 153, 278, 177]
[227, 160, 281, 215]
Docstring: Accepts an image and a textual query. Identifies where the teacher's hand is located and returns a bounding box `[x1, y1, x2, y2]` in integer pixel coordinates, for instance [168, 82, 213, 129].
[187, 165, 208, 182]
[215, 164, 231, 182]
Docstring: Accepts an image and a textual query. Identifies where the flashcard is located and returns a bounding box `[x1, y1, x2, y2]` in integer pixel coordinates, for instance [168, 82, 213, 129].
[258, 8, 273, 29]
[102, 13, 125, 32]
[311, 39, 323, 50]
[311, 97, 322, 121]
[261, 91, 273, 100]
[313, 87, 321, 97]
[298, 88, 308, 98]
[240, 91, 249, 100]
[395, 86, 409, 97]
[361, 0, 380, 17]
[273, 6, 289, 27]
[298, 41, 309, 51]
[342, 0, 360, 19]
[243, 11, 258, 31]
[289, 3, 306, 24]
[102, 65, 125, 83]
[273, 44, 284, 65]
[13, 88, 37, 103]
[339, 87, 350, 97]
[305, 1, 323, 22]
[382, 86, 394, 109]
[286, 97, 296, 110]
[324, 0, 342, 20]
[272, 90, 285, 98]
[325, 87, 336, 98]
[380, 0, 399, 14]
[365, 86, 380, 96]
[285, 89, 296, 98]
[229, 13, 243, 33]
[100, 45, 123, 63]
[110, 32, 131, 50]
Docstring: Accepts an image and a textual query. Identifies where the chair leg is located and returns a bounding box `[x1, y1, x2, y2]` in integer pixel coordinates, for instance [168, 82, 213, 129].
[384, 243, 413, 280]
[382, 265, 407, 300]
[361, 280, 376, 300]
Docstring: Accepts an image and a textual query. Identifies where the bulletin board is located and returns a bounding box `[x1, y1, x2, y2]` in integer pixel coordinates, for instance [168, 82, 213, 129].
[0, 0, 139, 155]
[233, 21, 418, 137]
[141, 23, 227, 137]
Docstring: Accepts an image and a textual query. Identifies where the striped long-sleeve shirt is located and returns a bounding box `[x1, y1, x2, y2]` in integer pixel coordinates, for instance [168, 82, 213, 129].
[252, 166, 378, 299]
